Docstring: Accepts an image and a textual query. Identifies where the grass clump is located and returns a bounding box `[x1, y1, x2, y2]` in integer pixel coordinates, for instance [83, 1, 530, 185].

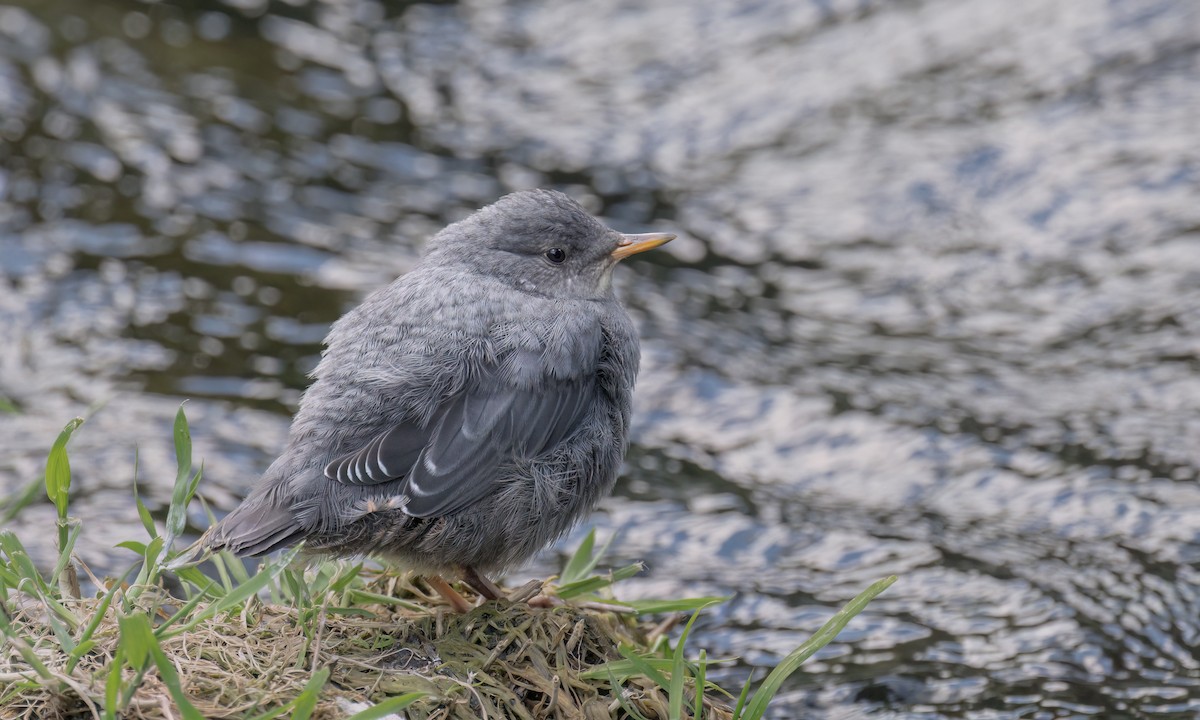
[0, 406, 896, 719]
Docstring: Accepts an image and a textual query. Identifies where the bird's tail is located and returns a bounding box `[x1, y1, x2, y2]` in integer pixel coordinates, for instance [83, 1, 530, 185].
[163, 531, 214, 570]
[165, 492, 305, 570]
[207, 498, 306, 556]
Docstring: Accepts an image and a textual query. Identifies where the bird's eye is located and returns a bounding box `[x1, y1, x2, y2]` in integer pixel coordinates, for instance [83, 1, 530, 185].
[544, 247, 567, 264]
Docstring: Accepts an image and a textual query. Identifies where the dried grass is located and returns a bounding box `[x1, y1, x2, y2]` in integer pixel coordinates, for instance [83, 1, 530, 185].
[0, 570, 733, 720]
[2, 407, 894, 720]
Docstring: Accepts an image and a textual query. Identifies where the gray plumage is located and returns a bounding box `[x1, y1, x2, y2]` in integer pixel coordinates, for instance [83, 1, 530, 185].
[202, 190, 672, 588]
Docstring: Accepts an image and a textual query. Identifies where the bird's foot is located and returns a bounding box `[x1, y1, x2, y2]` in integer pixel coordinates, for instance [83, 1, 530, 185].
[461, 565, 505, 601]
[427, 569, 635, 615]
[424, 574, 474, 614]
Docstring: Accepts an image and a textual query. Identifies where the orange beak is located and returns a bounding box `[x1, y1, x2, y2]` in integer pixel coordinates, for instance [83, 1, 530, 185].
[611, 232, 675, 260]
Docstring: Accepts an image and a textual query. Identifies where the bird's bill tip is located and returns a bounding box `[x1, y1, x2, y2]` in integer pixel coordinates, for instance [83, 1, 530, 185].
[612, 232, 675, 260]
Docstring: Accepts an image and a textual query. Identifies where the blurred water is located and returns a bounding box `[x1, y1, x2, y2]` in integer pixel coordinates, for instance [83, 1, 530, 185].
[2, 0, 1199, 716]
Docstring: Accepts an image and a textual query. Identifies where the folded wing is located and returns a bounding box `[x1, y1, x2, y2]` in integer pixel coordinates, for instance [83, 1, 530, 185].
[324, 361, 596, 518]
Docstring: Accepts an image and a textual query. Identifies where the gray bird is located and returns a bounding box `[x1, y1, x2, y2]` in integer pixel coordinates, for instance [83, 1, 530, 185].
[200, 189, 673, 611]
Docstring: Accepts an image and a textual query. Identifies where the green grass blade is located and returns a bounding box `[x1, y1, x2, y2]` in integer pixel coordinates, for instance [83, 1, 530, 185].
[243, 706, 294, 720]
[556, 562, 644, 599]
[738, 575, 897, 720]
[172, 564, 226, 599]
[346, 589, 426, 612]
[627, 596, 731, 615]
[118, 666, 151, 712]
[0, 530, 50, 593]
[606, 666, 651, 720]
[560, 529, 617, 585]
[1, 531, 78, 627]
[130, 537, 165, 592]
[302, 565, 329, 597]
[669, 602, 717, 720]
[560, 528, 593, 584]
[44, 417, 84, 597]
[37, 590, 79, 629]
[118, 612, 154, 669]
[0, 476, 43, 524]
[669, 643, 686, 719]
[0, 684, 25, 706]
[172, 404, 192, 496]
[119, 612, 204, 720]
[31, 589, 77, 630]
[289, 666, 331, 720]
[51, 521, 82, 570]
[49, 519, 82, 597]
[68, 566, 134, 673]
[130, 448, 158, 539]
[0, 395, 18, 413]
[579, 656, 677, 682]
[149, 643, 205, 720]
[154, 582, 213, 638]
[617, 645, 670, 690]
[44, 417, 84, 520]
[162, 405, 200, 556]
[104, 645, 125, 720]
[343, 692, 429, 720]
[0, 606, 56, 681]
[323, 606, 375, 618]
[328, 562, 363, 594]
[166, 546, 301, 636]
[116, 540, 148, 556]
[730, 670, 754, 720]
[694, 649, 707, 720]
[38, 588, 77, 650]
[223, 547, 252, 585]
[208, 550, 236, 593]
[282, 565, 306, 606]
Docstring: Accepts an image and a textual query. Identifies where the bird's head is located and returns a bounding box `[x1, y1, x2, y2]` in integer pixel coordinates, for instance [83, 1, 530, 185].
[426, 189, 673, 300]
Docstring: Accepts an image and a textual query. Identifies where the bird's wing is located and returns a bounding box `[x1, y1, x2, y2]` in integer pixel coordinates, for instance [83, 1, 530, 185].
[324, 358, 596, 518]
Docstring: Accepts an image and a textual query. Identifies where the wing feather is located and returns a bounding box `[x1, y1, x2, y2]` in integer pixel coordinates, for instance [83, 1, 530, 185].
[323, 361, 596, 518]
[401, 379, 593, 517]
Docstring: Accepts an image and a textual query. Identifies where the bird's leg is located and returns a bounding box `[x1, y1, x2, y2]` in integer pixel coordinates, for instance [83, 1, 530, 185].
[461, 566, 504, 601]
[424, 574, 474, 613]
